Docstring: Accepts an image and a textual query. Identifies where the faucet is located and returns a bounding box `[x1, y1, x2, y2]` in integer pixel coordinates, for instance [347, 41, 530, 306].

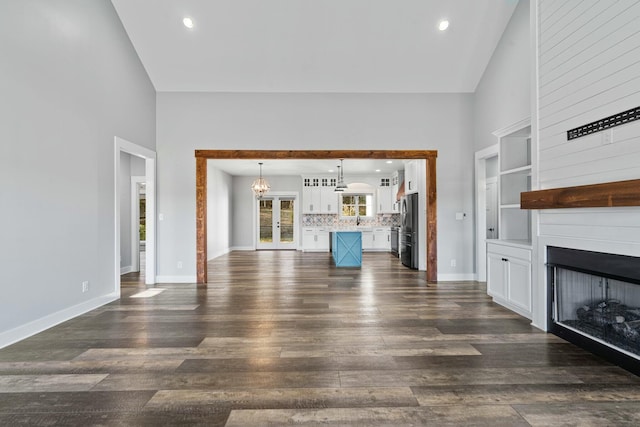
[356, 215, 361, 226]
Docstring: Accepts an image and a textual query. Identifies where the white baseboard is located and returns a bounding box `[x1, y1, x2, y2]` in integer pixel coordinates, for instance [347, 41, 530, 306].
[436, 273, 477, 282]
[120, 265, 134, 275]
[156, 275, 197, 283]
[230, 246, 255, 252]
[0, 293, 119, 349]
[207, 247, 231, 261]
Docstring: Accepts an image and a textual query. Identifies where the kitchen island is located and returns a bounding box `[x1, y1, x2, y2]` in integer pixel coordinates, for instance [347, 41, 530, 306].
[331, 231, 362, 267]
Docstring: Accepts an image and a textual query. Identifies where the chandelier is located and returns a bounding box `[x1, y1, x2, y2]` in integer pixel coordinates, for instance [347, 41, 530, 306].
[334, 159, 348, 192]
[250, 162, 270, 198]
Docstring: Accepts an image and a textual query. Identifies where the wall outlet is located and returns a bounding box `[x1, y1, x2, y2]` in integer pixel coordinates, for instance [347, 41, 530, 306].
[450, 259, 456, 268]
[177, 261, 183, 269]
[82, 281, 89, 293]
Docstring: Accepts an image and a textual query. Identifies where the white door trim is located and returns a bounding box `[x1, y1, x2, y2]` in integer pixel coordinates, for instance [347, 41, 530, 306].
[115, 137, 156, 294]
[130, 176, 145, 273]
[475, 144, 499, 282]
[254, 191, 299, 250]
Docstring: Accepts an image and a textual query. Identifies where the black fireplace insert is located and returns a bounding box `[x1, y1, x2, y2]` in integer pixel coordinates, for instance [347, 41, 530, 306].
[547, 246, 640, 375]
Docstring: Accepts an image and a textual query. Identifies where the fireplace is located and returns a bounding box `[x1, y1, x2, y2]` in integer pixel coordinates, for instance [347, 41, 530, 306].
[547, 246, 640, 375]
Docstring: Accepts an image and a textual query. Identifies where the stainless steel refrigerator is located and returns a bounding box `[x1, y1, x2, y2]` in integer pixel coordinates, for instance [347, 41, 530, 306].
[400, 193, 419, 269]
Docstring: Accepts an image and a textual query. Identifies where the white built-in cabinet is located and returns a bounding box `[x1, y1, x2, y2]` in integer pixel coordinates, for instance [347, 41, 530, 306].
[486, 119, 533, 319]
[487, 242, 532, 318]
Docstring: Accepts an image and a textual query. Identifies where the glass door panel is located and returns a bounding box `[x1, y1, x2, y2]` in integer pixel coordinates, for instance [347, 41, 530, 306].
[259, 199, 273, 244]
[279, 199, 294, 244]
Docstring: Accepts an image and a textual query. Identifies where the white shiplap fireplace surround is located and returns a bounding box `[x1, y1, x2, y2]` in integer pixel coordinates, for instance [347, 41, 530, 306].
[532, 0, 640, 335]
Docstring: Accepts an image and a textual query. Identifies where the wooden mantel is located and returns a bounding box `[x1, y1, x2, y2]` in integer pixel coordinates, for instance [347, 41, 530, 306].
[521, 179, 640, 210]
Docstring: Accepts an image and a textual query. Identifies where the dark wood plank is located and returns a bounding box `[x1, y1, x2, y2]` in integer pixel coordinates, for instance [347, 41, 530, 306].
[521, 179, 640, 209]
[426, 156, 437, 282]
[195, 149, 437, 160]
[196, 156, 207, 284]
[1, 251, 638, 426]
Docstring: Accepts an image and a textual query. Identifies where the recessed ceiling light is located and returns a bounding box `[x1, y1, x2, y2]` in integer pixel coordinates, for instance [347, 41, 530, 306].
[375, 169, 381, 172]
[438, 20, 449, 31]
[328, 169, 334, 173]
[386, 160, 393, 164]
[183, 17, 194, 29]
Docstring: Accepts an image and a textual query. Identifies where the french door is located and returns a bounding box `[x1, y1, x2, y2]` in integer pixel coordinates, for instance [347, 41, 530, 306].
[256, 196, 297, 249]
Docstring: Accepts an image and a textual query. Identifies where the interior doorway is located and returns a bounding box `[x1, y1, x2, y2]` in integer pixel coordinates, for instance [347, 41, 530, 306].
[475, 146, 499, 282]
[115, 137, 156, 295]
[256, 194, 298, 250]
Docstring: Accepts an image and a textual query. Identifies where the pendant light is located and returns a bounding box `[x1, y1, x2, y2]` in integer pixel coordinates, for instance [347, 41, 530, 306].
[335, 159, 348, 192]
[334, 164, 344, 192]
[250, 162, 270, 199]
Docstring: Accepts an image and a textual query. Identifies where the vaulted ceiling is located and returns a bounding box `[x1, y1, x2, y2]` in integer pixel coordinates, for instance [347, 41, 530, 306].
[111, 0, 518, 93]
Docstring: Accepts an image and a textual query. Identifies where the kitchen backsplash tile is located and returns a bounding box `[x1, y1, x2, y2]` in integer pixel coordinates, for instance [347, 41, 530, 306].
[302, 214, 400, 227]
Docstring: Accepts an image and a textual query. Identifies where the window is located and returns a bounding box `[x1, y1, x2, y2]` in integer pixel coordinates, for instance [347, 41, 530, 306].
[341, 194, 373, 217]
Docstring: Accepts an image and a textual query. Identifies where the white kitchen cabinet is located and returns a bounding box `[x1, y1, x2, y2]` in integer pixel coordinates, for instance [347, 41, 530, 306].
[404, 160, 419, 195]
[486, 242, 532, 319]
[320, 187, 338, 214]
[302, 176, 337, 214]
[302, 187, 321, 214]
[302, 227, 329, 252]
[377, 187, 394, 214]
[372, 227, 391, 251]
[361, 230, 374, 250]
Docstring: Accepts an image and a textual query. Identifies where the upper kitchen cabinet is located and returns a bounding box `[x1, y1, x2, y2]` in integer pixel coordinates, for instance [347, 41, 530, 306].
[302, 176, 337, 214]
[404, 160, 419, 195]
[377, 177, 395, 214]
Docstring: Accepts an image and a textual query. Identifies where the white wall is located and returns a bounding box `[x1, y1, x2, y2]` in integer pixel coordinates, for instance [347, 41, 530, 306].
[534, 0, 640, 329]
[473, 0, 531, 152]
[156, 92, 475, 281]
[207, 165, 233, 259]
[232, 175, 302, 249]
[0, 0, 155, 346]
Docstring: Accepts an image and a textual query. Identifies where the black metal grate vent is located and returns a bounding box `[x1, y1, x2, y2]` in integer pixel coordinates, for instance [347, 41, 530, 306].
[567, 106, 640, 140]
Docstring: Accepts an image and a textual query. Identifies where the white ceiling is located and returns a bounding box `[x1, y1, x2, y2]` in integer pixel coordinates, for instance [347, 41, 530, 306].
[110, 0, 518, 93]
[210, 158, 407, 176]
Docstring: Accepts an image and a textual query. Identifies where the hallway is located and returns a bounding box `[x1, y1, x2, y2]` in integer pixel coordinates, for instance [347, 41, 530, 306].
[1, 251, 639, 426]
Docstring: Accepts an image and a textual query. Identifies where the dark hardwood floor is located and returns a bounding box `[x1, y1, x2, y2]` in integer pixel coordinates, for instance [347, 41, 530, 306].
[1, 251, 639, 426]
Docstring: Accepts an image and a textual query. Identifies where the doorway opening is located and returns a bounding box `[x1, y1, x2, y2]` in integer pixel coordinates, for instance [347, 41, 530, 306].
[195, 150, 438, 284]
[115, 137, 156, 296]
[475, 145, 499, 282]
[121, 176, 147, 286]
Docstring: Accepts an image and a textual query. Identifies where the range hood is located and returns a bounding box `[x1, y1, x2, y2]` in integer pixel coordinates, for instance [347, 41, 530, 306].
[396, 181, 405, 201]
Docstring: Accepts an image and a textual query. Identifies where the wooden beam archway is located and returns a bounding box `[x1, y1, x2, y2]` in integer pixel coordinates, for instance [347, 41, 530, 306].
[195, 150, 437, 284]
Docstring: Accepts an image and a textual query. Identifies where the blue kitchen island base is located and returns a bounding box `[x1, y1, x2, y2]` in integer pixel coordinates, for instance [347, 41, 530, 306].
[331, 231, 362, 267]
